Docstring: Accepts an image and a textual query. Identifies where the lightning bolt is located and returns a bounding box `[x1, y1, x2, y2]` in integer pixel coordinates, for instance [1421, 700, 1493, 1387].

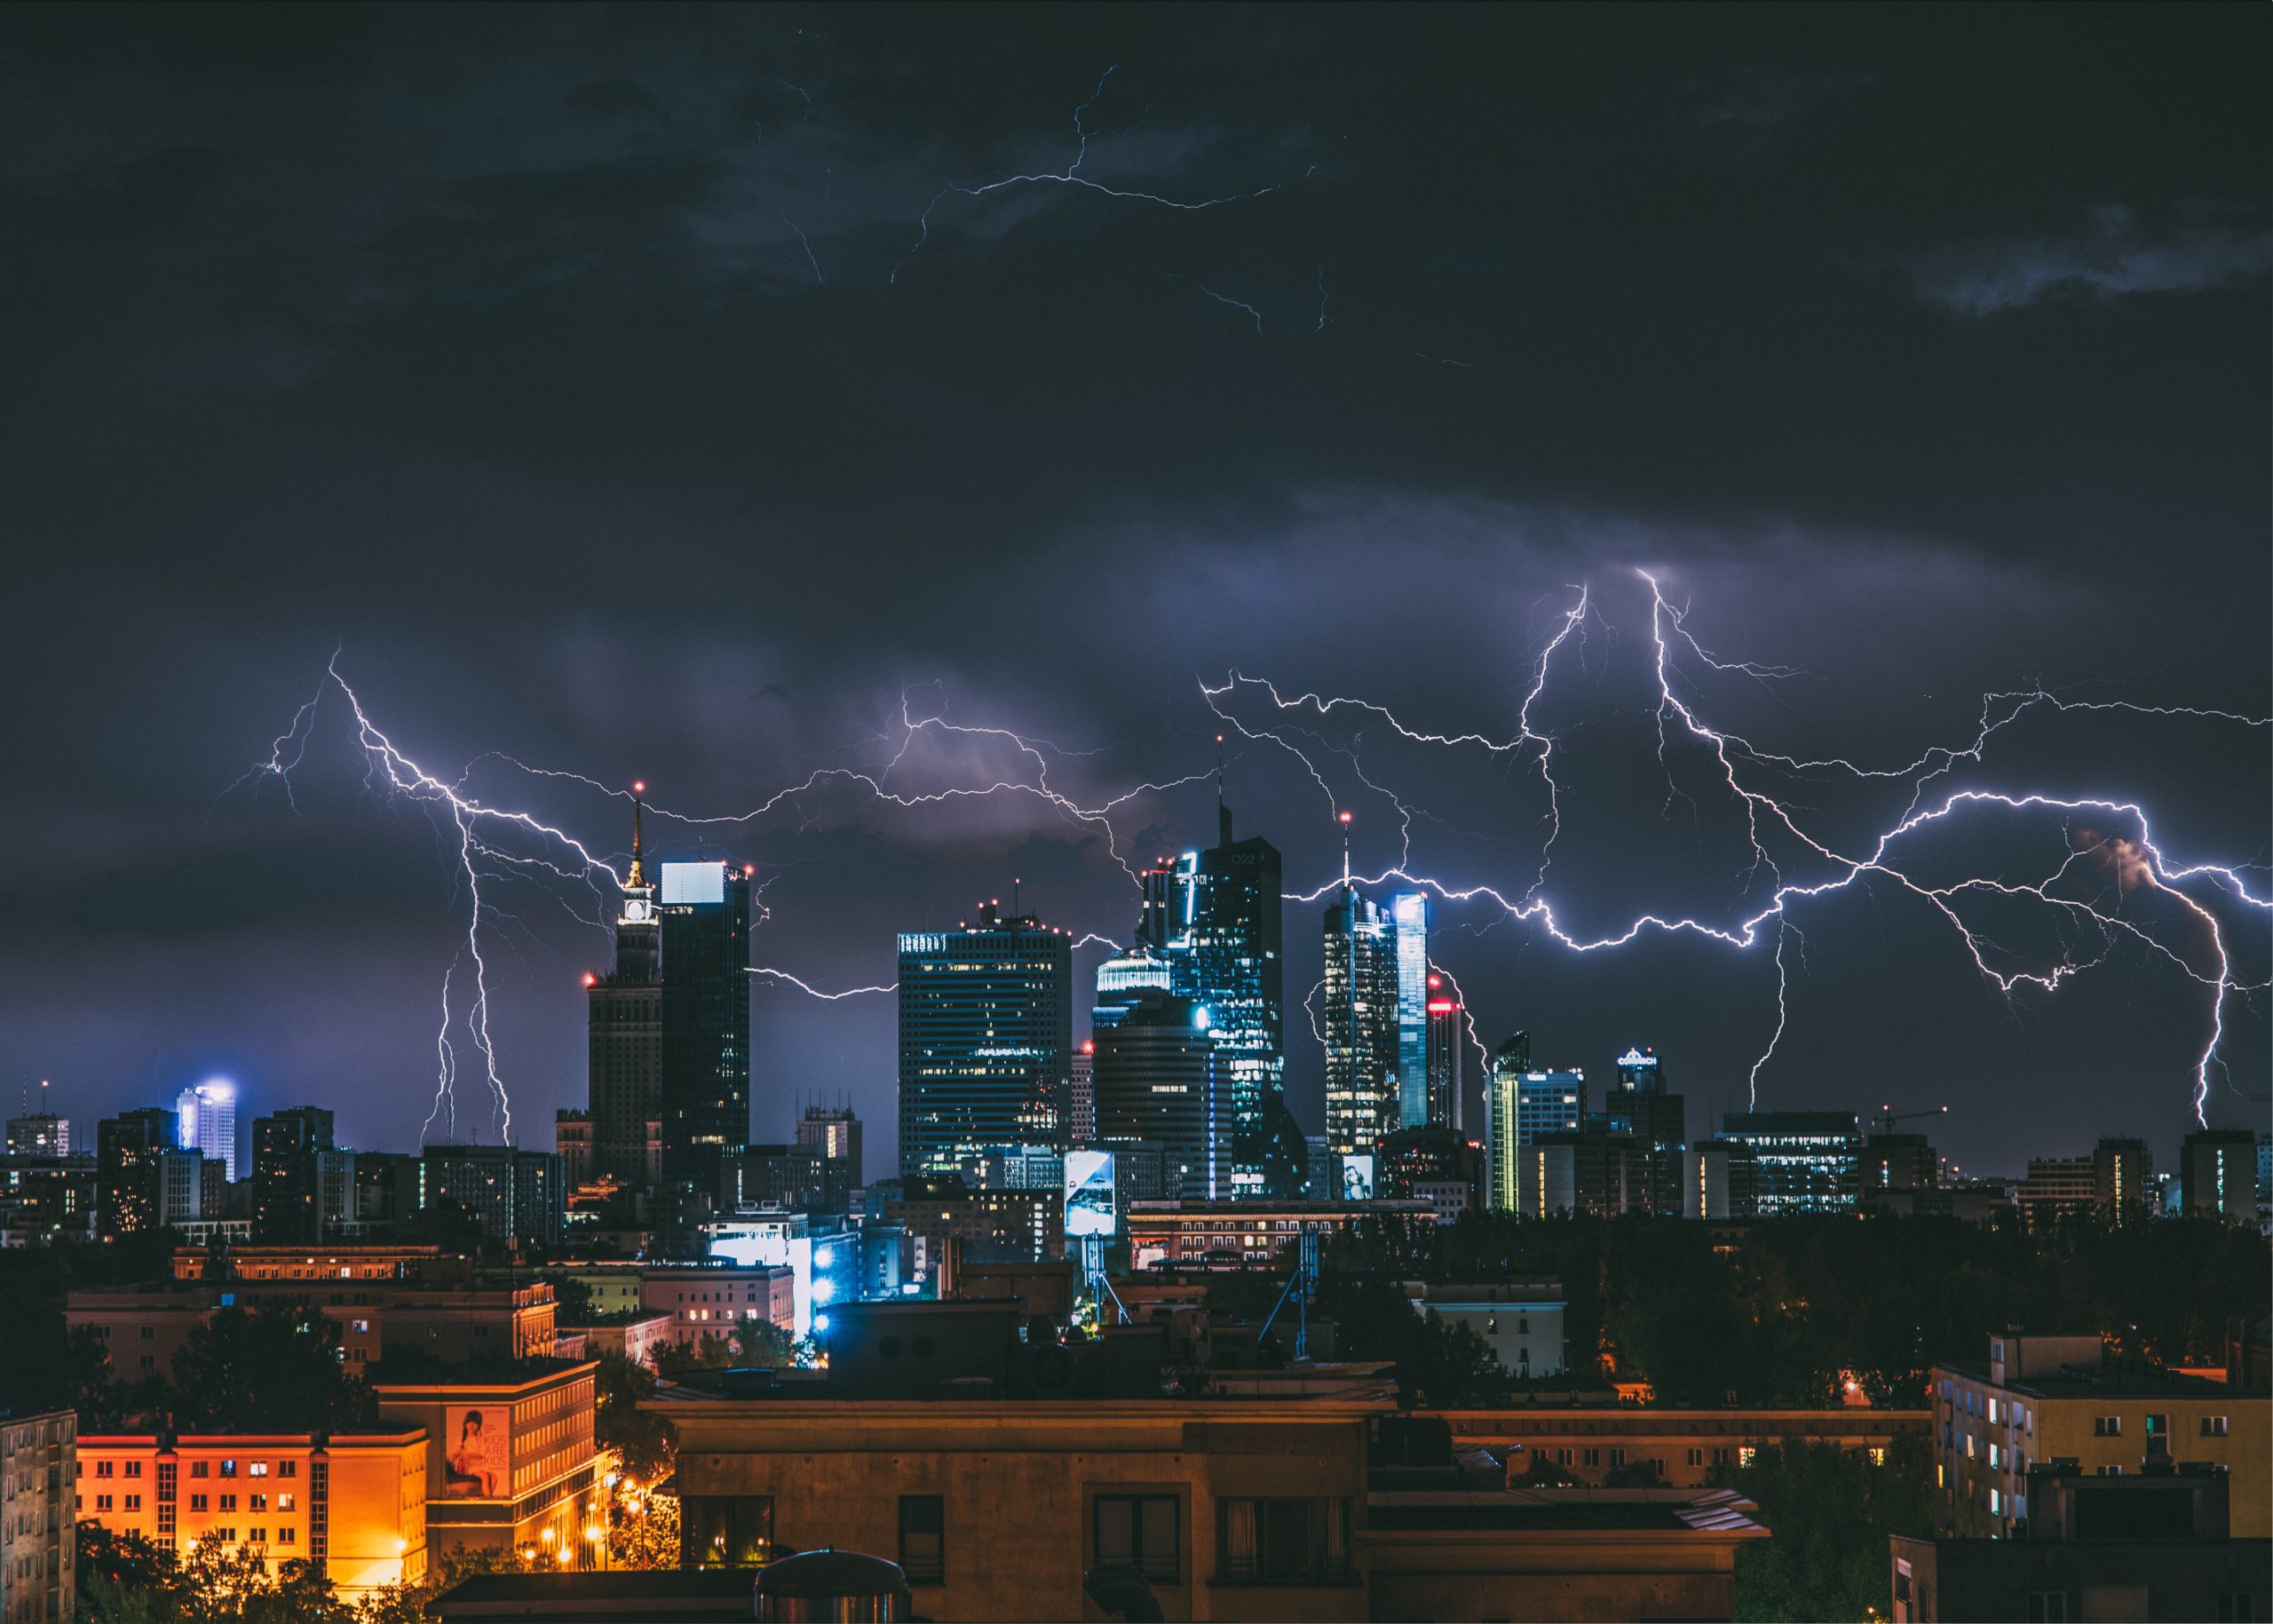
[1217, 570, 2269, 1121]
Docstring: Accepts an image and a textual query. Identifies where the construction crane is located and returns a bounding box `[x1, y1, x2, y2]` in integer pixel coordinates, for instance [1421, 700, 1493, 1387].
[1875, 1104, 1951, 1136]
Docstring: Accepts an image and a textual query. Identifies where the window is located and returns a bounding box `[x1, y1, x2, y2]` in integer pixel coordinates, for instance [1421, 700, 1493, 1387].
[1687, 1448, 1705, 1467]
[124, 1494, 140, 1511]
[2094, 1415, 2121, 1438]
[1216, 1497, 1350, 1585]
[95, 1462, 112, 1479]
[1609, 1448, 1627, 1467]
[219, 1460, 237, 1478]
[680, 1497, 772, 1569]
[2146, 1414, 2168, 1438]
[2027, 1592, 2069, 1623]
[2214, 1594, 2255, 1623]
[139, 1326, 154, 1341]
[2203, 1416, 2229, 1438]
[1869, 1447, 1888, 1466]
[94, 1495, 112, 1511]
[249, 1462, 267, 1477]
[191, 1462, 210, 1479]
[1095, 1494, 1179, 1582]
[1737, 1446, 1756, 1469]
[249, 1527, 265, 1544]
[1581, 1448, 1600, 1468]
[279, 1528, 296, 1545]
[190, 1495, 208, 1512]
[277, 1494, 295, 1511]
[899, 1495, 945, 1582]
[249, 1494, 267, 1512]
[124, 1462, 141, 1478]
[278, 1462, 296, 1479]
[219, 1494, 236, 1512]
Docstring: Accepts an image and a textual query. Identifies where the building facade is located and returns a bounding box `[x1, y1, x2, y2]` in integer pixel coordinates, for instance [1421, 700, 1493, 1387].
[897, 903, 1073, 1177]
[1720, 1112, 1862, 1215]
[588, 800, 663, 1190]
[97, 1107, 177, 1238]
[0, 1409, 73, 1624]
[172, 1082, 238, 1182]
[1322, 886, 1399, 1160]
[75, 1430, 425, 1598]
[374, 1361, 604, 1564]
[1089, 990, 1220, 1200]
[251, 1105, 336, 1243]
[1422, 976, 1462, 1132]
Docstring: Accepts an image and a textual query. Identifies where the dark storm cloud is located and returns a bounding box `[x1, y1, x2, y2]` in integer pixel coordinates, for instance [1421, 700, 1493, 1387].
[1, 3, 2263, 1166]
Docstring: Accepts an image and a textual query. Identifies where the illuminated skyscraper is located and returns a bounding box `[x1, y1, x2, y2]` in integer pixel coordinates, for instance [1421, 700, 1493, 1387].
[1391, 891, 1430, 1129]
[96, 1107, 176, 1238]
[1092, 946, 1173, 1032]
[1423, 974, 1463, 1131]
[1599, 1044, 1684, 1213]
[588, 791, 662, 1188]
[657, 858, 753, 1190]
[1089, 990, 1220, 1199]
[1323, 883, 1398, 1159]
[1130, 788, 1289, 1196]
[898, 900, 1073, 1177]
[1483, 1034, 1529, 1211]
[174, 1081, 237, 1181]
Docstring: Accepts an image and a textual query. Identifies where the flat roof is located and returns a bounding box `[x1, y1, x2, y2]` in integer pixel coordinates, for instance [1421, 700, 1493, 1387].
[1363, 1487, 1769, 1537]
[432, 1571, 758, 1620]
[1940, 1360, 2259, 1400]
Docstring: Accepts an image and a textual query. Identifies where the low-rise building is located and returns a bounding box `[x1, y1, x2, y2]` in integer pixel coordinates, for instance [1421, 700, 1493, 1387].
[1892, 1458, 2268, 1623]
[74, 1430, 425, 1599]
[561, 1312, 676, 1370]
[1126, 1199, 1434, 1270]
[1442, 1406, 1928, 1486]
[0, 1409, 74, 1624]
[1935, 1332, 2269, 1539]
[1411, 1283, 1566, 1378]
[374, 1359, 605, 1565]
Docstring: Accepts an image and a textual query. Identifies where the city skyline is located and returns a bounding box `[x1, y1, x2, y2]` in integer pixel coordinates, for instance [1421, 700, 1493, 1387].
[3, 7, 2265, 1174]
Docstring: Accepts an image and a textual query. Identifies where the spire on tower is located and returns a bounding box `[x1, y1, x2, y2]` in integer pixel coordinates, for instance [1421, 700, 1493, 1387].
[627, 780, 648, 891]
[1339, 810, 1353, 888]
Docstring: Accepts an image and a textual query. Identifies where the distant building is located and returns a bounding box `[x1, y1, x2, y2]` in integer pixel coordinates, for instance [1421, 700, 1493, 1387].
[1322, 884, 1399, 1159]
[75, 1428, 425, 1597]
[2182, 1129, 2259, 1224]
[1378, 1126, 1483, 1223]
[1683, 1140, 1759, 1220]
[97, 1107, 178, 1238]
[171, 1081, 238, 1183]
[657, 860, 754, 1191]
[252, 1105, 336, 1243]
[553, 1109, 592, 1187]
[1413, 1281, 1565, 1377]
[0, 1409, 73, 1624]
[883, 1181, 1062, 1276]
[0, 1152, 98, 1245]
[897, 901, 1073, 1177]
[1867, 1134, 1938, 1195]
[1090, 989, 1219, 1200]
[796, 1105, 862, 1182]
[1422, 974, 1463, 1131]
[1069, 1043, 1095, 1144]
[1092, 946, 1174, 1033]
[417, 1146, 566, 1248]
[1720, 1112, 1861, 1215]
[1933, 1332, 2269, 1541]
[1390, 892, 1430, 1130]
[588, 796, 662, 1190]
[1125, 1198, 1433, 1270]
[6, 1106, 69, 1158]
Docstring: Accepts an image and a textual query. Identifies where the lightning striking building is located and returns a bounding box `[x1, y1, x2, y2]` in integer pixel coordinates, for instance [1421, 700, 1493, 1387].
[898, 900, 1073, 1178]
[587, 794, 662, 1188]
[1391, 892, 1430, 1130]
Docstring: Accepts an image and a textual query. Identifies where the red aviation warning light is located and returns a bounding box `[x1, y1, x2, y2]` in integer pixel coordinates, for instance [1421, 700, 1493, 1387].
[582, 972, 598, 987]
[631, 780, 645, 795]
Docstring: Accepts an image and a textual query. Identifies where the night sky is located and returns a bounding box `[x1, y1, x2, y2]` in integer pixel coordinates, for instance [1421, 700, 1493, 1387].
[4, 4, 2266, 1176]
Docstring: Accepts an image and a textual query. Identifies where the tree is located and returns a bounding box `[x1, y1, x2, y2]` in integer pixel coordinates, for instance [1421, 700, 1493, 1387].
[1715, 1433, 1935, 1622]
[543, 1271, 595, 1324]
[654, 1333, 737, 1381]
[608, 1485, 681, 1571]
[733, 1319, 799, 1369]
[352, 1543, 534, 1624]
[170, 1303, 377, 1434]
[592, 1351, 674, 1483]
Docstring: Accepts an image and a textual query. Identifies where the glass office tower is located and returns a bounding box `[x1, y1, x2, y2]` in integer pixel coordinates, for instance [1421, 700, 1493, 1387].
[658, 860, 752, 1190]
[1322, 884, 1399, 1158]
[1423, 974, 1463, 1131]
[1391, 891, 1430, 1129]
[898, 901, 1073, 1177]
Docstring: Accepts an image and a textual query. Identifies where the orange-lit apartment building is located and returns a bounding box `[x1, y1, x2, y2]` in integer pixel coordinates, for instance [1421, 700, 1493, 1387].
[1126, 1200, 1436, 1269]
[170, 1245, 470, 1283]
[375, 1360, 607, 1565]
[74, 1431, 426, 1599]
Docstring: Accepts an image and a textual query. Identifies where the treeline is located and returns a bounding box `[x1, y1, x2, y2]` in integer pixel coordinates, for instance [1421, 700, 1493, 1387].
[1305, 1208, 2269, 1406]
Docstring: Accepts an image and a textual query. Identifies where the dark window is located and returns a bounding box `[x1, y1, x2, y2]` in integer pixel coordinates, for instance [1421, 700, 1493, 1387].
[899, 1495, 945, 1581]
[679, 1495, 773, 1569]
[2215, 1594, 2255, 1623]
[2027, 1591, 2068, 1623]
[1095, 1494, 1179, 1582]
[1216, 1498, 1350, 1585]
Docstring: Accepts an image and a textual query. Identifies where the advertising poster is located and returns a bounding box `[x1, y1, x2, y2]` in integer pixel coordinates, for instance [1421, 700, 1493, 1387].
[442, 1405, 511, 1500]
[1065, 1150, 1116, 1238]
[1341, 1153, 1375, 1201]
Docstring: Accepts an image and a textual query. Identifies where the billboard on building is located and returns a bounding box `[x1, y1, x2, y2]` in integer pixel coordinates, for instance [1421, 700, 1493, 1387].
[1065, 1150, 1116, 1237]
[442, 1405, 511, 1499]
[1341, 1153, 1376, 1201]
[660, 861, 726, 906]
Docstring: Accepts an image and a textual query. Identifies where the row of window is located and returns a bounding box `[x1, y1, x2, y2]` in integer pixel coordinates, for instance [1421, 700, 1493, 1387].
[682, 1493, 1351, 1587]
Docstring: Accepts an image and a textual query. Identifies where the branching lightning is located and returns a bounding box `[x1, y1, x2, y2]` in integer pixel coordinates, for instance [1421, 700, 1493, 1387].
[236, 573, 2265, 1143]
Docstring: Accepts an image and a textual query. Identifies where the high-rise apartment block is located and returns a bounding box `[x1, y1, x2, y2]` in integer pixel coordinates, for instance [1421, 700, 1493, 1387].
[252, 1105, 336, 1242]
[96, 1107, 177, 1238]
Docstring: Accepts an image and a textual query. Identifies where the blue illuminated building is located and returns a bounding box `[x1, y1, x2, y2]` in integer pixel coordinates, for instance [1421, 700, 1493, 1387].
[1391, 891, 1430, 1129]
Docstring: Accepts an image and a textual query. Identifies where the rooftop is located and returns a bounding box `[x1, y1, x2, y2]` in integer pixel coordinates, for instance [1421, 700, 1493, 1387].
[431, 1571, 760, 1621]
[1942, 1359, 2258, 1400]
